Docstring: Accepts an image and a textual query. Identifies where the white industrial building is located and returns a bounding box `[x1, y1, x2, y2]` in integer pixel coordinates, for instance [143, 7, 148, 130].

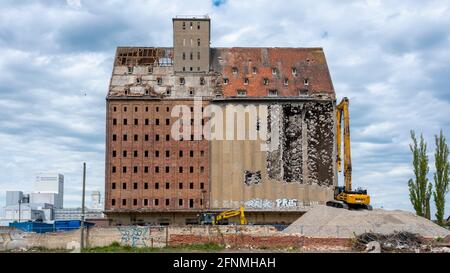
[34, 173, 64, 209]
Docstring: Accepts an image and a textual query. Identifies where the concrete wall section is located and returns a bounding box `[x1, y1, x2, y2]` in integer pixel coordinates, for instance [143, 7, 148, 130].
[210, 100, 335, 211]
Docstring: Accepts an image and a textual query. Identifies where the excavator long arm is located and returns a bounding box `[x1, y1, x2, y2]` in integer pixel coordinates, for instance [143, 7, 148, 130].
[336, 97, 352, 192]
[214, 206, 247, 224]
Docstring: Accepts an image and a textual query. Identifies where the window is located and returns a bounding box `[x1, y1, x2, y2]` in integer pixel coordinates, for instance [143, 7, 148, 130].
[263, 78, 269, 85]
[112, 134, 117, 141]
[113, 106, 117, 112]
[190, 22, 193, 29]
[189, 89, 194, 96]
[189, 199, 194, 208]
[179, 150, 183, 157]
[190, 150, 194, 157]
[124, 106, 127, 112]
[237, 90, 247, 96]
[200, 182, 205, 189]
[166, 88, 171, 96]
[180, 77, 185, 85]
[122, 199, 126, 206]
[165, 150, 170, 157]
[190, 182, 194, 189]
[268, 89, 278, 96]
[272, 67, 277, 75]
[166, 199, 170, 206]
[134, 134, 138, 141]
[157, 77, 162, 85]
[112, 166, 116, 173]
[133, 199, 137, 206]
[113, 119, 117, 125]
[128, 67, 133, 74]
[122, 150, 127, 157]
[190, 66, 193, 71]
[182, 22, 186, 30]
[252, 67, 257, 74]
[112, 199, 116, 206]
[200, 199, 203, 206]
[134, 119, 138, 125]
[166, 118, 170, 125]
[144, 199, 148, 206]
[154, 199, 159, 206]
[122, 182, 127, 190]
[144, 166, 148, 173]
[166, 134, 170, 141]
[156, 119, 160, 125]
[155, 166, 159, 173]
[179, 183, 183, 189]
[112, 150, 116, 157]
[197, 38, 200, 46]
[179, 167, 183, 173]
[292, 67, 297, 76]
[232, 67, 238, 74]
[165, 166, 170, 173]
[155, 182, 159, 189]
[145, 119, 149, 125]
[112, 182, 116, 189]
[190, 166, 194, 173]
[244, 78, 249, 85]
[179, 199, 183, 206]
[134, 150, 138, 157]
[190, 52, 193, 60]
[156, 106, 159, 112]
[200, 150, 205, 157]
[123, 134, 127, 141]
[145, 134, 149, 141]
[133, 166, 138, 173]
[144, 150, 149, 157]
[200, 77, 205, 85]
[197, 22, 200, 30]
[299, 89, 308, 96]
[197, 52, 200, 60]
[134, 107, 138, 112]
[123, 166, 127, 173]
[182, 52, 186, 60]
[284, 78, 289, 86]
[145, 106, 149, 112]
[136, 77, 141, 84]
[123, 119, 127, 125]
[133, 182, 138, 189]
[144, 182, 148, 189]
[223, 78, 229, 85]
[155, 150, 160, 157]
[166, 107, 170, 112]
[304, 78, 309, 86]
[200, 166, 205, 173]
[166, 182, 170, 189]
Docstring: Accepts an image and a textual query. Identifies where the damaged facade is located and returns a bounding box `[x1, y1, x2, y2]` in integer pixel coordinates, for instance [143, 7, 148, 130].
[105, 16, 337, 225]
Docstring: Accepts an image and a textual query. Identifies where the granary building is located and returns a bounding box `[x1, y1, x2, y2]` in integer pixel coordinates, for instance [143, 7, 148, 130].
[105, 16, 336, 225]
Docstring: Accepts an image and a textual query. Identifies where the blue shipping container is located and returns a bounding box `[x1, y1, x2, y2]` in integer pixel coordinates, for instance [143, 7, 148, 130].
[9, 221, 54, 233]
[54, 220, 94, 231]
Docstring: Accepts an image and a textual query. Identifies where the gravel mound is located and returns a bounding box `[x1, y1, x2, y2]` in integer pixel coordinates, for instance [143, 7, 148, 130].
[283, 205, 450, 238]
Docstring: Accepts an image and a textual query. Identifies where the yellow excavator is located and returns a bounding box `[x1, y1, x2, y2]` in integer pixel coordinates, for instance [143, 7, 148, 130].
[198, 206, 247, 225]
[326, 97, 372, 210]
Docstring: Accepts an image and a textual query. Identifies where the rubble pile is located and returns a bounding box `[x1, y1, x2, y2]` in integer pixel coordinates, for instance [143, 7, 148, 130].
[352, 232, 425, 252]
[283, 205, 450, 238]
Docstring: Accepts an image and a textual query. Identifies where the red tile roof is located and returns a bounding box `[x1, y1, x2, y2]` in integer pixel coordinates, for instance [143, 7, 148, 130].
[211, 47, 335, 98]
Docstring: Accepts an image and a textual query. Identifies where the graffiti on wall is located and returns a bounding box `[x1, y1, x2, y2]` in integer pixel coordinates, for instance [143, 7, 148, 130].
[244, 198, 301, 209]
[118, 226, 149, 247]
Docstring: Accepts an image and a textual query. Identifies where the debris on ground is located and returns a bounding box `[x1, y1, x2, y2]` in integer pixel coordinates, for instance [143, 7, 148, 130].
[283, 205, 450, 238]
[352, 232, 426, 253]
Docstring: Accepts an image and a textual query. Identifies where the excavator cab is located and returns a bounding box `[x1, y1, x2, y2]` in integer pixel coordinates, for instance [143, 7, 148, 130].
[327, 97, 372, 210]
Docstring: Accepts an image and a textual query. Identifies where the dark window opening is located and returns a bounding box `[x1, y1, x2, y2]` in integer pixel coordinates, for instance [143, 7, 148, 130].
[133, 182, 138, 189]
[112, 182, 116, 189]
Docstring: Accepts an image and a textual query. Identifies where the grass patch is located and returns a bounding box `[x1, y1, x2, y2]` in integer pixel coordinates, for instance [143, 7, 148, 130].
[82, 242, 225, 253]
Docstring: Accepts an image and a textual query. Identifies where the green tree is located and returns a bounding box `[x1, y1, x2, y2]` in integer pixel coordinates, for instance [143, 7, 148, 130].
[433, 130, 449, 224]
[408, 131, 433, 219]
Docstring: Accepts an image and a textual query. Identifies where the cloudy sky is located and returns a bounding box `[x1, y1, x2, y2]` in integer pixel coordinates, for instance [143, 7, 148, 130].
[0, 0, 449, 216]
